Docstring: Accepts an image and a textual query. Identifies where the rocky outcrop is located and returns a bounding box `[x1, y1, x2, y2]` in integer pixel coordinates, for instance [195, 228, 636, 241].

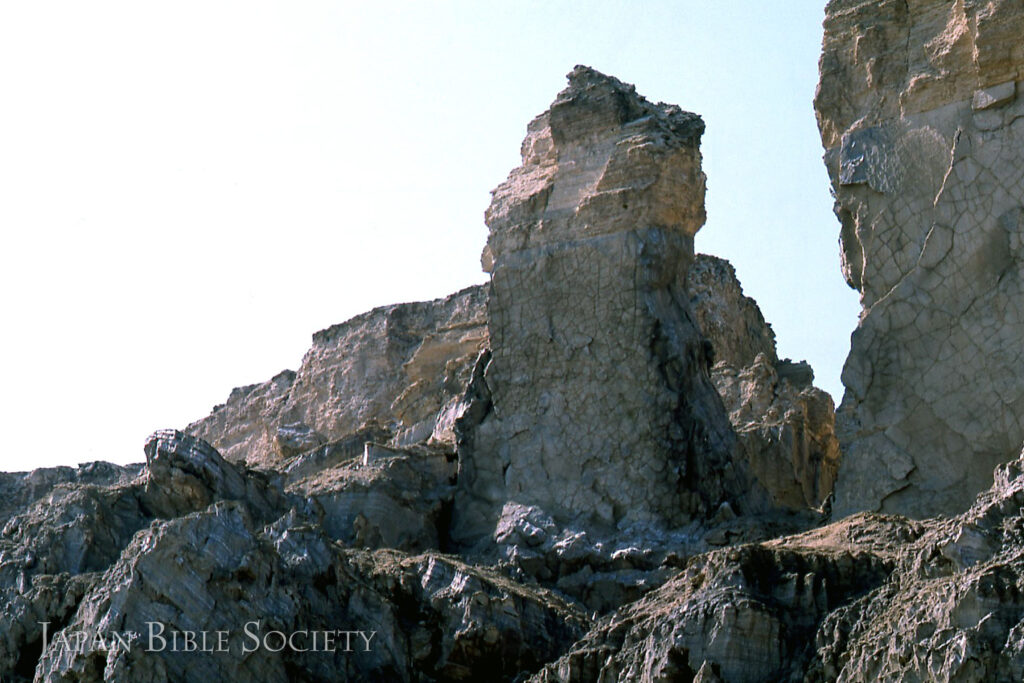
[452, 66, 762, 549]
[186, 285, 487, 467]
[817, 0, 1024, 517]
[689, 255, 841, 511]
[35, 503, 587, 682]
[534, 445, 1024, 682]
[2, 431, 585, 682]
[0, 64, 865, 682]
[687, 255, 778, 370]
[0, 462, 143, 527]
[0, 430, 290, 680]
[287, 442, 457, 553]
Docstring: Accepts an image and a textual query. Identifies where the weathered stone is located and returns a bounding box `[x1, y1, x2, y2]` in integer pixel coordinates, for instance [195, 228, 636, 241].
[531, 514, 904, 682]
[273, 422, 326, 459]
[688, 255, 841, 511]
[32, 501, 587, 682]
[0, 461, 143, 528]
[531, 443, 1024, 682]
[289, 443, 456, 552]
[187, 285, 487, 467]
[816, 0, 1024, 517]
[687, 254, 777, 369]
[453, 66, 761, 548]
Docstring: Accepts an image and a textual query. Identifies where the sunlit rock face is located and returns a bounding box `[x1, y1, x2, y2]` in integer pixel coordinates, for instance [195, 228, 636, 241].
[816, 0, 1024, 518]
[186, 285, 488, 468]
[689, 255, 841, 512]
[453, 66, 761, 546]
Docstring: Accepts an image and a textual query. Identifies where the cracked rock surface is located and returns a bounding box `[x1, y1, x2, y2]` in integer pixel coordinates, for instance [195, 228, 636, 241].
[817, 0, 1024, 517]
[1, 66, 846, 681]
[452, 66, 764, 550]
[186, 284, 488, 467]
[534, 447, 1024, 682]
[689, 255, 841, 512]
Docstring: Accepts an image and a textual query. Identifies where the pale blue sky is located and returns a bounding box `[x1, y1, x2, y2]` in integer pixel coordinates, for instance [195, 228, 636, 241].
[0, 1, 858, 469]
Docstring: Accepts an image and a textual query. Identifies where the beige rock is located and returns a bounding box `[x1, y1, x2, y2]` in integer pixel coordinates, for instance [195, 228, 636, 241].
[186, 285, 487, 467]
[453, 66, 760, 546]
[688, 255, 840, 511]
[816, 0, 1024, 517]
[713, 354, 840, 511]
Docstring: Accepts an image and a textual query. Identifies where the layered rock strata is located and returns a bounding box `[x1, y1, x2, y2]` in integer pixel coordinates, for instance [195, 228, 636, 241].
[452, 66, 759, 547]
[1, 431, 586, 682]
[689, 255, 841, 511]
[186, 285, 487, 467]
[817, 0, 1024, 517]
[534, 446, 1024, 682]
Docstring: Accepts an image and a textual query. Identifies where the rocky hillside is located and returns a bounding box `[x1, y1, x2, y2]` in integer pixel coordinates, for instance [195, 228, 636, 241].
[3, 2, 1024, 677]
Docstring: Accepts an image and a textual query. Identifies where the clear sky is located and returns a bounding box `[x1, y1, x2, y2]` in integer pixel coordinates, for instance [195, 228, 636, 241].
[0, 1, 859, 470]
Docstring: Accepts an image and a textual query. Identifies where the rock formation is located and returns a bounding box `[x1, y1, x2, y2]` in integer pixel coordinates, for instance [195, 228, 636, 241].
[452, 66, 760, 548]
[817, 0, 1024, 517]
[0, 66, 850, 681]
[533, 446, 1024, 682]
[689, 255, 841, 511]
[186, 284, 487, 467]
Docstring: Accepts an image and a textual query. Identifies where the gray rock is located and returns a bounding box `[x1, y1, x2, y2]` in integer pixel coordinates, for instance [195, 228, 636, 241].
[817, 0, 1024, 518]
[453, 66, 763, 549]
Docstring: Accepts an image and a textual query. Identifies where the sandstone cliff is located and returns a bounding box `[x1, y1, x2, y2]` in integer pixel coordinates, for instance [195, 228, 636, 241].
[817, 0, 1024, 517]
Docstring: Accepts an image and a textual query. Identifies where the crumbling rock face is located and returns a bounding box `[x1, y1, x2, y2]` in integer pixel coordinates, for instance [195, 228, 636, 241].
[0, 430, 298, 680]
[453, 66, 761, 548]
[817, 0, 1024, 517]
[2, 430, 584, 681]
[688, 255, 841, 511]
[0, 62, 869, 681]
[531, 514, 906, 682]
[0, 462, 143, 527]
[535, 445, 1024, 682]
[287, 442, 457, 553]
[808, 448, 1024, 681]
[187, 285, 487, 467]
[687, 254, 778, 369]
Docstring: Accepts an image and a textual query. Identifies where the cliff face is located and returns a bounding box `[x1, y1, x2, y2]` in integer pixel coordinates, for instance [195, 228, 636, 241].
[0, 66, 846, 681]
[186, 284, 488, 467]
[534, 448, 1024, 682]
[689, 256, 841, 512]
[453, 66, 758, 547]
[816, 0, 1024, 517]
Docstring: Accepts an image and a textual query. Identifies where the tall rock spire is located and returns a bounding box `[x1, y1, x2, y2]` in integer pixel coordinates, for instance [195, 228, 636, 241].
[453, 66, 760, 545]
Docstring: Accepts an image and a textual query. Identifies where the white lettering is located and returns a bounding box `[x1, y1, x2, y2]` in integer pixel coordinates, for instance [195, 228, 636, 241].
[242, 620, 261, 654]
[147, 622, 166, 652]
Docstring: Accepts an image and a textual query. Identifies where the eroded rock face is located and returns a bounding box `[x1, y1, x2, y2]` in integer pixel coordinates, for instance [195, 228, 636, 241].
[35, 502, 586, 682]
[688, 255, 841, 511]
[453, 66, 760, 547]
[1, 431, 584, 682]
[186, 285, 487, 467]
[0, 462, 143, 528]
[817, 0, 1024, 517]
[534, 446, 1024, 682]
